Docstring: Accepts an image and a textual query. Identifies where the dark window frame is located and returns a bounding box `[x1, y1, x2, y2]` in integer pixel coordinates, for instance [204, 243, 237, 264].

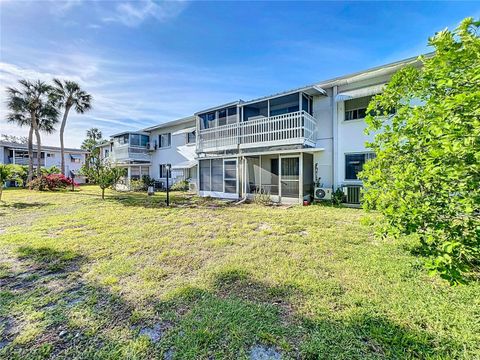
[345, 153, 375, 180]
[158, 133, 171, 148]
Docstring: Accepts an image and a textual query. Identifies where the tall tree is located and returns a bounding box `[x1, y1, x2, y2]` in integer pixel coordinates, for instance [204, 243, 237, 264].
[52, 79, 92, 175]
[361, 18, 480, 284]
[6, 80, 59, 180]
[81, 128, 103, 151]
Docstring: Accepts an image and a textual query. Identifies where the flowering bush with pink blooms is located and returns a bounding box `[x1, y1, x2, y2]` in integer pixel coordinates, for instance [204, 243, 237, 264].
[28, 174, 78, 191]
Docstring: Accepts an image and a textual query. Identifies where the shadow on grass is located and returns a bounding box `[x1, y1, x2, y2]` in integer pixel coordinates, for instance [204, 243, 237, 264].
[154, 268, 462, 359]
[74, 189, 233, 209]
[0, 202, 51, 209]
[0, 249, 466, 359]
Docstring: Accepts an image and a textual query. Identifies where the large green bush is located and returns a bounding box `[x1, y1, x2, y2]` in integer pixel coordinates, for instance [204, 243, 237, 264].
[361, 18, 480, 284]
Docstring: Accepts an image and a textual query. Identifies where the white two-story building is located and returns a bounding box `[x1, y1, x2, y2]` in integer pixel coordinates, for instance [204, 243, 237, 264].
[99, 116, 197, 189]
[0, 141, 88, 183]
[102, 55, 421, 203]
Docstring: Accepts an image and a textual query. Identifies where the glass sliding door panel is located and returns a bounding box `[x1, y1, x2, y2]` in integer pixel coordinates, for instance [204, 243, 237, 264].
[199, 159, 211, 191]
[211, 159, 223, 192]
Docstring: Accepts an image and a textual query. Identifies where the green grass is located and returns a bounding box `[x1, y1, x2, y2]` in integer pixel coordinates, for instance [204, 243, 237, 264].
[0, 186, 478, 359]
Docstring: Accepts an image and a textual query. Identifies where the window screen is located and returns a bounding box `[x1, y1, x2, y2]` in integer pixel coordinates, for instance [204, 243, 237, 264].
[224, 160, 237, 193]
[199, 160, 211, 191]
[211, 159, 223, 192]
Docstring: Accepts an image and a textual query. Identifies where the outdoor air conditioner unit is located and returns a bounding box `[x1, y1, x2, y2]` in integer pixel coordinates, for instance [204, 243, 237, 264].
[188, 182, 197, 192]
[314, 187, 332, 200]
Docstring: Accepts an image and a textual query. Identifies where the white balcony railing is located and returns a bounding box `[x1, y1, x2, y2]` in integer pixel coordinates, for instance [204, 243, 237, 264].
[110, 144, 150, 163]
[9, 157, 45, 166]
[197, 110, 317, 152]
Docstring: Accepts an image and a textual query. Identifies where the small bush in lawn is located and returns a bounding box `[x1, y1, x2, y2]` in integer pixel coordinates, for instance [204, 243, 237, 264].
[171, 180, 189, 191]
[130, 179, 145, 192]
[29, 174, 78, 191]
[332, 188, 346, 205]
[253, 190, 272, 206]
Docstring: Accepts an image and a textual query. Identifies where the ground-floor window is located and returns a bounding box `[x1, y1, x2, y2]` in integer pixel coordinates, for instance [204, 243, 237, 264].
[159, 164, 171, 178]
[345, 153, 375, 180]
[199, 158, 237, 193]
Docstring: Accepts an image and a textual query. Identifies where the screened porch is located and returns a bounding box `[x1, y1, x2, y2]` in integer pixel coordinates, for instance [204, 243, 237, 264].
[198, 151, 317, 203]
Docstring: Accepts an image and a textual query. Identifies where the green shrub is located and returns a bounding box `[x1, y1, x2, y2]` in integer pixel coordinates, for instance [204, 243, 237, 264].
[130, 179, 145, 192]
[171, 180, 189, 191]
[332, 188, 345, 205]
[252, 190, 272, 206]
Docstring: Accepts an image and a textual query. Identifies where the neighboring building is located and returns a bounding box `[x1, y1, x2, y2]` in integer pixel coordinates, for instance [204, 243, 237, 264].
[102, 55, 422, 203]
[99, 116, 197, 189]
[0, 141, 88, 183]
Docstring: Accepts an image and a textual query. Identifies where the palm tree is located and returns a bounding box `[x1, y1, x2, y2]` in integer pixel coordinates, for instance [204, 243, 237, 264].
[52, 79, 92, 175]
[6, 80, 59, 180]
[86, 128, 102, 142]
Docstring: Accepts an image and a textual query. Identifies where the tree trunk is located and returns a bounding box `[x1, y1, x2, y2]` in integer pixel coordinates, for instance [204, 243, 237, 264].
[34, 128, 42, 177]
[0, 187, 3, 202]
[59, 106, 71, 175]
[101, 187, 105, 200]
[27, 126, 34, 182]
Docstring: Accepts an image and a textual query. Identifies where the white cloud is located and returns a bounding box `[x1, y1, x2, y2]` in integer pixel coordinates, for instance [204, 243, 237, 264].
[103, 0, 188, 27]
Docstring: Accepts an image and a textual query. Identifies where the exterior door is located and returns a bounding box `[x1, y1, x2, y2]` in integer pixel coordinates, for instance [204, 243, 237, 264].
[280, 157, 300, 198]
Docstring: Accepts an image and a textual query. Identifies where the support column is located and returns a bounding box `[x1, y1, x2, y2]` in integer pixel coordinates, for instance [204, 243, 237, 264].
[12, 149, 16, 164]
[333, 86, 338, 189]
[127, 166, 131, 189]
[259, 155, 262, 192]
[299, 153, 304, 205]
[278, 155, 282, 201]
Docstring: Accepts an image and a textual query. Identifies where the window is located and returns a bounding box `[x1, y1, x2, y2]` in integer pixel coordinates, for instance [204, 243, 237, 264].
[159, 133, 171, 148]
[227, 107, 237, 124]
[218, 109, 227, 126]
[159, 164, 171, 178]
[70, 154, 82, 163]
[186, 130, 196, 144]
[345, 153, 375, 180]
[344, 96, 372, 121]
[117, 134, 129, 144]
[200, 112, 216, 130]
[224, 160, 237, 193]
[104, 149, 109, 157]
[199, 159, 237, 193]
[129, 134, 149, 147]
[47, 153, 54, 158]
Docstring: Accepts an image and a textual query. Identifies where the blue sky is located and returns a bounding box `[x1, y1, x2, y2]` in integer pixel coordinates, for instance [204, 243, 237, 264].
[1, 1, 478, 147]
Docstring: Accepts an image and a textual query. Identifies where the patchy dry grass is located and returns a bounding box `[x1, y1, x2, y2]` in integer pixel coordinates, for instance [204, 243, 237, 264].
[0, 186, 478, 359]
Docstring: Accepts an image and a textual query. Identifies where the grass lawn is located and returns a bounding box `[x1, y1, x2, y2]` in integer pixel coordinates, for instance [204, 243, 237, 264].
[0, 186, 478, 359]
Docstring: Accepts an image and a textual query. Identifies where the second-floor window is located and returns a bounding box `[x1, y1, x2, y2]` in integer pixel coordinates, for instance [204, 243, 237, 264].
[159, 133, 171, 148]
[186, 130, 196, 144]
[130, 134, 149, 147]
[344, 96, 372, 121]
[118, 134, 129, 144]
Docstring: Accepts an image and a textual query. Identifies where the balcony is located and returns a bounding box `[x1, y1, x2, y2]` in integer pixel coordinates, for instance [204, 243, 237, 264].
[8, 157, 45, 166]
[197, 110, 317, 153]
[110, 144, 150, 163]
